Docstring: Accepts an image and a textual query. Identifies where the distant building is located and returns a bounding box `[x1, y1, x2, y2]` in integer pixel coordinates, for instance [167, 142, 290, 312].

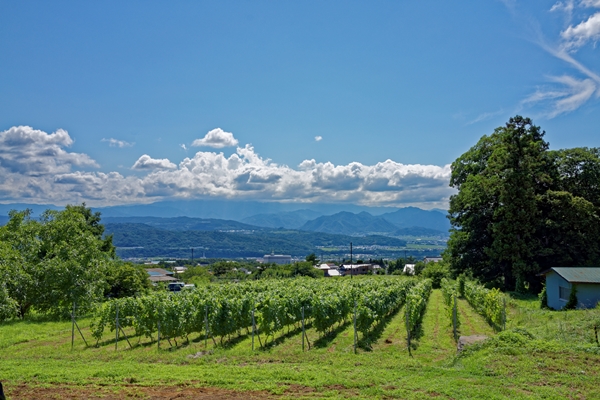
[263, 254, 292, 265]
[341, 264, 375, 276]
[403, 264, 416, 275]
[424, 257, 443, 263]
[146, 268, 178, 283]
[316, 263, 342, 277]
[539, 267, 600, 310]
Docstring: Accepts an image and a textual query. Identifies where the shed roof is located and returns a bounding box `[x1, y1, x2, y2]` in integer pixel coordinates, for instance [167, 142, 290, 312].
[541, 267, 600, 284]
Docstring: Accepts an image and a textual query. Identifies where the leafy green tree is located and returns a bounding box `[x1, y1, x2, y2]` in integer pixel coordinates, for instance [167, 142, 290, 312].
[414, 261, 426, 275]
[103, 262, 151, 298]
[421, 262, 450, 289]
[0, 210, 42, 318]
[181, 265, 212, 286]
[305, 253, 319, 265]
[0, 204, 117, 319]
[210, 261, 237, 276]
[447, 116, 600, 291]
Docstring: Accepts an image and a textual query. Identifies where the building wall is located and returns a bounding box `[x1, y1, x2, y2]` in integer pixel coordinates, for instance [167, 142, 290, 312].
[576, 284, 600, 309]
[546, 270, 600, 310]
[546, 271, 570, 310]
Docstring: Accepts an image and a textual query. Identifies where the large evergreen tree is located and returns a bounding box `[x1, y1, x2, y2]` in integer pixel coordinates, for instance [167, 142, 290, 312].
[446, 116, 600, 291]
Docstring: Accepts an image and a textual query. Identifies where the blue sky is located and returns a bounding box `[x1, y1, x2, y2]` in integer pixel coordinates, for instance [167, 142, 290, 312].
[1, 1, 599, 210]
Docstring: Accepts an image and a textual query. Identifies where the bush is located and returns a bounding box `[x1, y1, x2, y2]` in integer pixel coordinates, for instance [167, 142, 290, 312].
[421, 262, 450, 288]
[564, 285, 578, 310]
[539, 284, 548, 309]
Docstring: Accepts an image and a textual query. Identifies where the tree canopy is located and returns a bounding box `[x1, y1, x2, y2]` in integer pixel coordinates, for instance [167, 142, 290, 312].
[446, 116, 600, 291]
[0, 204, 125, 319]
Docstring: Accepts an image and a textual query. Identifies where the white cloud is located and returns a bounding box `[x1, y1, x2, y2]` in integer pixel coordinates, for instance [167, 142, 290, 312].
[508, 2, 600, 116]
[550, 1, 575, 13]
[180, 144, 187, 151]
[466, 110, 505, 125]
[315, 136, 323, 142]
[522, 75, 597, 117]
[580, 0, 600, 8]
[191, 128, 239, 148]
[132, 155, 177, 170]
[0, 126, 455, 208]
[561, 11, 600, 50]
[0, 126, 98, 176]
[101, 138, 134, 148]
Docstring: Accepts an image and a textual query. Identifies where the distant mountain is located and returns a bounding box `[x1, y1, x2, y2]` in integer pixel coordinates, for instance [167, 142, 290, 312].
[0, 203, 61, 217]
[94, 199, 395, 220]
[105, 223, 408, 258]
[300, 211, 398, 236]
[431, 208, 448, 215]
[0, 215, 8, 226]
[380, 207, 450, 232]
[241, 209, 323, 229]
[102, 216, 263, 232]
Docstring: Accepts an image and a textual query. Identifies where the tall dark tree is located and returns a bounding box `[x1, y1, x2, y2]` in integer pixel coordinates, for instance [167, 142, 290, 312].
[446, 116, 600, 291]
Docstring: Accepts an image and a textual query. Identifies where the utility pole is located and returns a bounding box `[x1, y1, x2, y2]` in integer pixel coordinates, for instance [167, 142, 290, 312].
[191, 248, 194, 265]
[350, 242, 353, 279]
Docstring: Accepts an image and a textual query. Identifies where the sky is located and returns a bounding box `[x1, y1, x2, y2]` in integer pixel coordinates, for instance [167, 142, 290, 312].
[1, 0, 599, 210]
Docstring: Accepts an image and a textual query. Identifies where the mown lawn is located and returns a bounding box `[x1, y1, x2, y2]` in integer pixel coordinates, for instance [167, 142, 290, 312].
[1, 289, 600, 399]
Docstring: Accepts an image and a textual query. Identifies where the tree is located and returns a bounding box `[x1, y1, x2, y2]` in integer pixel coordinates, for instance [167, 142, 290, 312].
[305, 253, 319, 265]
[103, 262, 151, 298]
[0, 209, 42, 318]
[421, 261, 450, 289]
[0, 204, 117, 319]
[446, 116, 600, 291]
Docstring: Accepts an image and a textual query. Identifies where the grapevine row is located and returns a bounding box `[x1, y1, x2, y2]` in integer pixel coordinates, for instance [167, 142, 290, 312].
[462, 280, 505, 330]
[440, 278, 461, 333]
[90, 277, 417, 348]
[405, 279, 432, 336]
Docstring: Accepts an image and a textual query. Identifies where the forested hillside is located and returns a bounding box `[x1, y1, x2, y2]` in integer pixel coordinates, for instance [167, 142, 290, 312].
[105, 223, 408, 258]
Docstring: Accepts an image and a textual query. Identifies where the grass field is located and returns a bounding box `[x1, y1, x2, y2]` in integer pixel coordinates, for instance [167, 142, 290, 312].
[1, 288, 600, 399]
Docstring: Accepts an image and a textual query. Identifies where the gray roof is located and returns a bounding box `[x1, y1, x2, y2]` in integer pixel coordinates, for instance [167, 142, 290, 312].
[543, 267, 600, 284]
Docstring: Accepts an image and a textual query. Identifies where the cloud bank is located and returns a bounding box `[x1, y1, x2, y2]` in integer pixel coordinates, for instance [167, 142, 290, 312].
[0, 126, 454, 209]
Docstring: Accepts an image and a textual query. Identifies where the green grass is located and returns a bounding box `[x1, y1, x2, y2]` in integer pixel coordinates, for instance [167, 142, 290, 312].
[2, 290, 600, 399]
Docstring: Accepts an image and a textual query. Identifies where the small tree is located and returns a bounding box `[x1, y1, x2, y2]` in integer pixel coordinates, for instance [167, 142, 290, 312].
[564, 285, 578, 310]
[539, 283, 548, 309]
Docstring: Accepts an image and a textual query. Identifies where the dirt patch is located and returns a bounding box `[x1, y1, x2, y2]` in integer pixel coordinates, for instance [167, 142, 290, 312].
[5, 383, 278, 400]
[457, 335, 489, 352]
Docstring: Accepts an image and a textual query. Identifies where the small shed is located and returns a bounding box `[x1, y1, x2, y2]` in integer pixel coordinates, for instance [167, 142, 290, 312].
[540, 267, 600, 310]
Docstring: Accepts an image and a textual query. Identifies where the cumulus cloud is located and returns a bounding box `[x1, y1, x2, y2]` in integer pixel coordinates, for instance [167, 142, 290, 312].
[0, 126, 98, 176]
[102, 138, 134, 148]
[191, 128, 239, 148]
[132, 155, 177, 170]
[315, 136, 323, 142]
[561, 11, 600, 50]
[0, 126, 454, 208]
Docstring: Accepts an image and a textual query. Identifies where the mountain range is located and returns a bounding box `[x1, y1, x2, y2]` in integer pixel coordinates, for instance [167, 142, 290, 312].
[104, 223, 413, 259]
[0, 201, 449, 258]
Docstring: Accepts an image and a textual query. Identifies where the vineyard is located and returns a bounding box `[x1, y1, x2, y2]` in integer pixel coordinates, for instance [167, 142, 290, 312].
[90, 276, 427, 351]
[4, 276, 600, 399]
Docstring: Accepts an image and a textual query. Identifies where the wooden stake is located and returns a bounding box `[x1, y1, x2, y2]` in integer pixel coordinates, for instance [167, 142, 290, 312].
[115, 303, 119, 351]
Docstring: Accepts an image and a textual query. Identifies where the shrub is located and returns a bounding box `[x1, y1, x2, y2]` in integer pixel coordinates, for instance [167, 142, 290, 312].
[421, 262, 450, 289]
[564, 285, 578, 310]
